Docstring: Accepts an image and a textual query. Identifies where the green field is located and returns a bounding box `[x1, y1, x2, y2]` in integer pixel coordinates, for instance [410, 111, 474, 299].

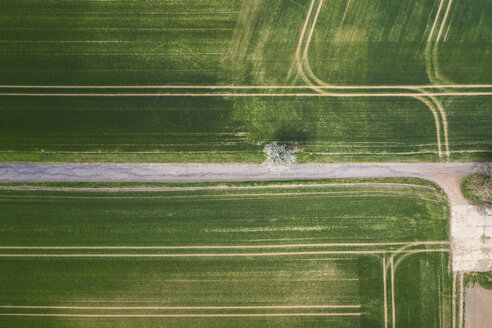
[0, 181, 456, 327]
[0, 0, 490, 162]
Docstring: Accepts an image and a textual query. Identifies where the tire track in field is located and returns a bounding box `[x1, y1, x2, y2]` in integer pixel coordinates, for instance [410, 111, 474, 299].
[427, 0, 446, 43]
[385, 242, 451, 328]
[0, 251, 393, 258]
[338, 0, 352, 31]
[393, 249, 450, 270]
[0, 313, 362, 318]
[0, 181, 438, 192]
[391, 257, 396, 328]
[383, 257, 389, 328]
[1, 92, 490, 97]
[452, 272, 457, 328]
[424, 0, 457, 160]
[294, 0, 452, 160]
[436, 0, 454, 43]
[458, 271, 464, 328]
[0, 305, 360, 310]
[1, 84, 491, 89]
[0, 242, 412, 250]
[0, 244, 450, 258]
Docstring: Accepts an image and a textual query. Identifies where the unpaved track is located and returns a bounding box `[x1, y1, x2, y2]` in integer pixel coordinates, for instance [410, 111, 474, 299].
[0, 162, 482, 205]
[2, 92, 491, 97]
[1, 85, 491, 89]
[0, 313, 362, 318]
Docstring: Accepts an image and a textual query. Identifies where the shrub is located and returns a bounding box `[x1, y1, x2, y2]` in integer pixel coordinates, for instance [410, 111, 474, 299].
[463, 163, 492, 207]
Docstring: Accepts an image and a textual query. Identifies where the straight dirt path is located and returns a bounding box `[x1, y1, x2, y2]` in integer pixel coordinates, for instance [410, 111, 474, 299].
[1, 92, 491, 97]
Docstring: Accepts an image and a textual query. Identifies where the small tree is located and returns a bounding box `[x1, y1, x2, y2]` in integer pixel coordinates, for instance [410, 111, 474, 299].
[262, 142, 296, 172]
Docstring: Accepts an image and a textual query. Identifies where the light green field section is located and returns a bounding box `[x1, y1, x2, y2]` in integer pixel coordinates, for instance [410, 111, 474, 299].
[307, 0, 492, 86]
[0, 181, 453, 327]
[309, 0, 435, 85]
[0, 257, 367, 328]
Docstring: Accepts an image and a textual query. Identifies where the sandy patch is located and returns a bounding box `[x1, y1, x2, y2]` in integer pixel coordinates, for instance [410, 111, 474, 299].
[465, 286, 492, 328]
[451, 206, 492, 272]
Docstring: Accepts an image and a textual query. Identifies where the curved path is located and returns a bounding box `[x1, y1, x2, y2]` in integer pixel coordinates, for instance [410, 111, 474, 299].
[0, 162, 484, 205]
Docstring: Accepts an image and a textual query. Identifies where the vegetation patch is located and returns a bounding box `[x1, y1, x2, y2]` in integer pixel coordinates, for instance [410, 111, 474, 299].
[462, 164, 492, 207]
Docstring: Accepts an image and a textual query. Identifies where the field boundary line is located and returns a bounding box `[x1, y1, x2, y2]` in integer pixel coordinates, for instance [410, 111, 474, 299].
[0, 241, 449, 251]
[0, 85, 490, 89]
[0, 242, 415, 250]
[338, 0, 352, 30]
[458, 271, 464, 328]
[0, 305, 360, 310]
[0, 313, 362, 318]
[391, 257, 396, 328]
[413, 96, 443, 158]
[0, 249, 451, 258]
[0, 149, 487, 156]
[0, 251, 398, 258]
[436, 0, 453, 42]
[383, 257, 388, 328]
[428, 0, 446, 42]
[452, 272, 457, 328]
[0, 190, 444, 201]
[429, 95, 450, 159]
[1, 92, 491, 97]
[425, 0, 453, 160]
[0, 182, 439, 193]
[289, 0, 317, 81]
[393, 249, 451, 270]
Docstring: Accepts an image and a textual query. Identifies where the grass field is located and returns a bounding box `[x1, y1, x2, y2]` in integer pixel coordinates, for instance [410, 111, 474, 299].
[0, 180, 457, 327]
[0, 0, 490, 162]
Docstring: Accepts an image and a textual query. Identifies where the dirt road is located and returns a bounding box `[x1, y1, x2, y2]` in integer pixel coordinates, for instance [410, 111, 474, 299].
[0, 162, 482, 205]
